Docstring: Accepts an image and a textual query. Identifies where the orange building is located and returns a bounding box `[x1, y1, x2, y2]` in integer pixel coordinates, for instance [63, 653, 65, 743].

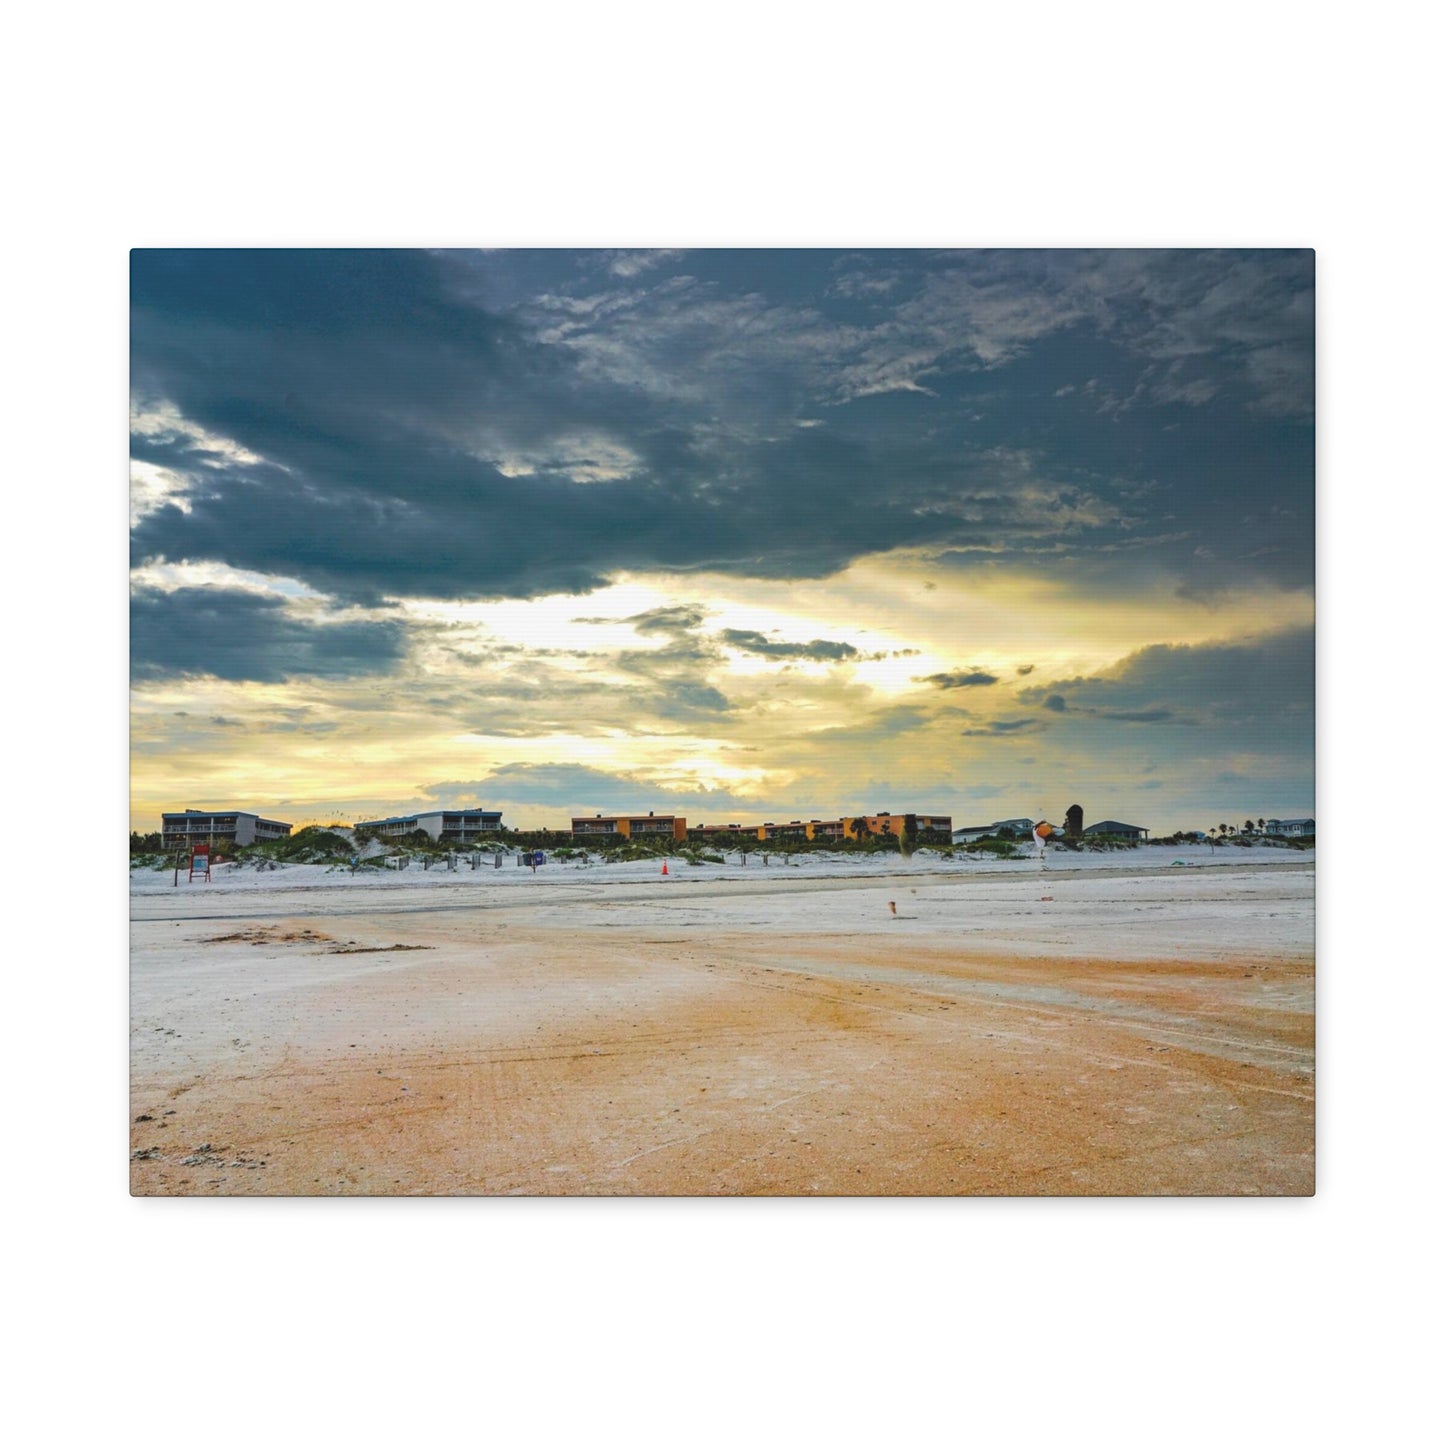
[571, 812, 687, 841]
[841, 812, 953, 840]
[758, 820, 810, 842]
[694, 813, 950, 843]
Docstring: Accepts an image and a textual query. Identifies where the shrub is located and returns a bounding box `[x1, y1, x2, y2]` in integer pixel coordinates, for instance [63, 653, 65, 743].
[240, 826, 356, 866]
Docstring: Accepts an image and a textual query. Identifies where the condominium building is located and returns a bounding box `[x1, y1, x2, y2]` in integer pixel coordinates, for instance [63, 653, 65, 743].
[357, 809, 503, 844]
[161, 808, 293, 849]
[690, 820, 757, 843]
[571, 812, 688, 841]
[696, 812, 951, 843]
[842, 812, 953, 840]
[758, 820, 811, 842]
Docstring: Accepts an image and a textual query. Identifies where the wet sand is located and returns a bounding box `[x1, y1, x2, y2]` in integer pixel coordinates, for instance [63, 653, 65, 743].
[129, 863, 1314, 1195]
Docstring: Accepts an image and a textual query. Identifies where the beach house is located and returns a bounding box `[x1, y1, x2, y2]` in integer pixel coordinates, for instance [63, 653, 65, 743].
[1084, 820, 1150, 840]
[1264, 818, 1315, 837]
[953, 817, 1062, 843]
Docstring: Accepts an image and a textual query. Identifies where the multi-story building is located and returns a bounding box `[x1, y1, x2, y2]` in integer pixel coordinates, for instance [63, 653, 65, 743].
[841, 812, 953, 841]
[758, 820, 811, 842]
[357, 809, 503, 844]
[698, 813, 950, 843]
[693, 823, 755, 841]
[161, 808, 293, 849]
[571, 812, 688, 841]
[908, 813, 953, 838]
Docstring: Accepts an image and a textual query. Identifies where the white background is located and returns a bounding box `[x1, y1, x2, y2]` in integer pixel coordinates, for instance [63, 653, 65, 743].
[4, 3, 1436, 1439]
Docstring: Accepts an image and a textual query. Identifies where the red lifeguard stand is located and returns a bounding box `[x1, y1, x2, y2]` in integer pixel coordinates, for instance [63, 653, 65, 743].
[188, 843, 212, 882]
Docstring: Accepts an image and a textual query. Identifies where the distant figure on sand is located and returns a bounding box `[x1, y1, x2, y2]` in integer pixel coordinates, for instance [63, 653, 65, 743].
[1032, 822, 1053, 861]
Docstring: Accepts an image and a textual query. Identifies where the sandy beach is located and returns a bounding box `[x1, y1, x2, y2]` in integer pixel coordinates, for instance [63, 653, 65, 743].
[130, 846, 1314, 1196]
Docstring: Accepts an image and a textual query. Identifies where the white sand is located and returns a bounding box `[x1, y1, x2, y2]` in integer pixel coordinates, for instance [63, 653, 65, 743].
[130, 844, 1314, 1195]
[132, 843, 1313, 962]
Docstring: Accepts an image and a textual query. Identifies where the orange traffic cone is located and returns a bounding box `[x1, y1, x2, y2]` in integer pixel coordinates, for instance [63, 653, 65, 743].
[661, 861, 669, 876]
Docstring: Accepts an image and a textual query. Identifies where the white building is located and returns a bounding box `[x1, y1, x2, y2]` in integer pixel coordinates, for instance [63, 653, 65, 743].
[161, 809, 293, 849]
[357, 809, 503, 844]
[1264, 818, 1315, 837]
[952, 818, 1037, 843]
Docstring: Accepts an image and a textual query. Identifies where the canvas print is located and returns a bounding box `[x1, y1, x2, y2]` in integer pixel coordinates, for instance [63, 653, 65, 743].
[129, 248, 1315, 1196]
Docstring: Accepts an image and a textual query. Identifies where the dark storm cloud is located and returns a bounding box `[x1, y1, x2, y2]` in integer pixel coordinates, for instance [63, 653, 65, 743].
[1037, 692, 1176, 723]
[1096, 708, 1180, 724]
[920, 668, 1000, 689]
[130, 249, 1314, 608]
[1021, 628, 1313, 739]
[198, 709, 337, 736]
[552, 603, 735, 721]
[720, 630, 861, 662]
[650, 681, 733, 716]
[617, 605, 710, 636]
[131, 586, 406, 683]
[961, 717, 1045, 736]
[609, 637, 735, 720]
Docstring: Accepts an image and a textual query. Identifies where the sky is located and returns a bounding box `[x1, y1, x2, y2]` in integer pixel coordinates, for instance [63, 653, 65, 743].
[129, 248, 1314, 836]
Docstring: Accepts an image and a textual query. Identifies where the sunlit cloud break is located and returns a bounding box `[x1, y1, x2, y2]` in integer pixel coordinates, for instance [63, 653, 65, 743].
[130, 248, 1314, 835]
